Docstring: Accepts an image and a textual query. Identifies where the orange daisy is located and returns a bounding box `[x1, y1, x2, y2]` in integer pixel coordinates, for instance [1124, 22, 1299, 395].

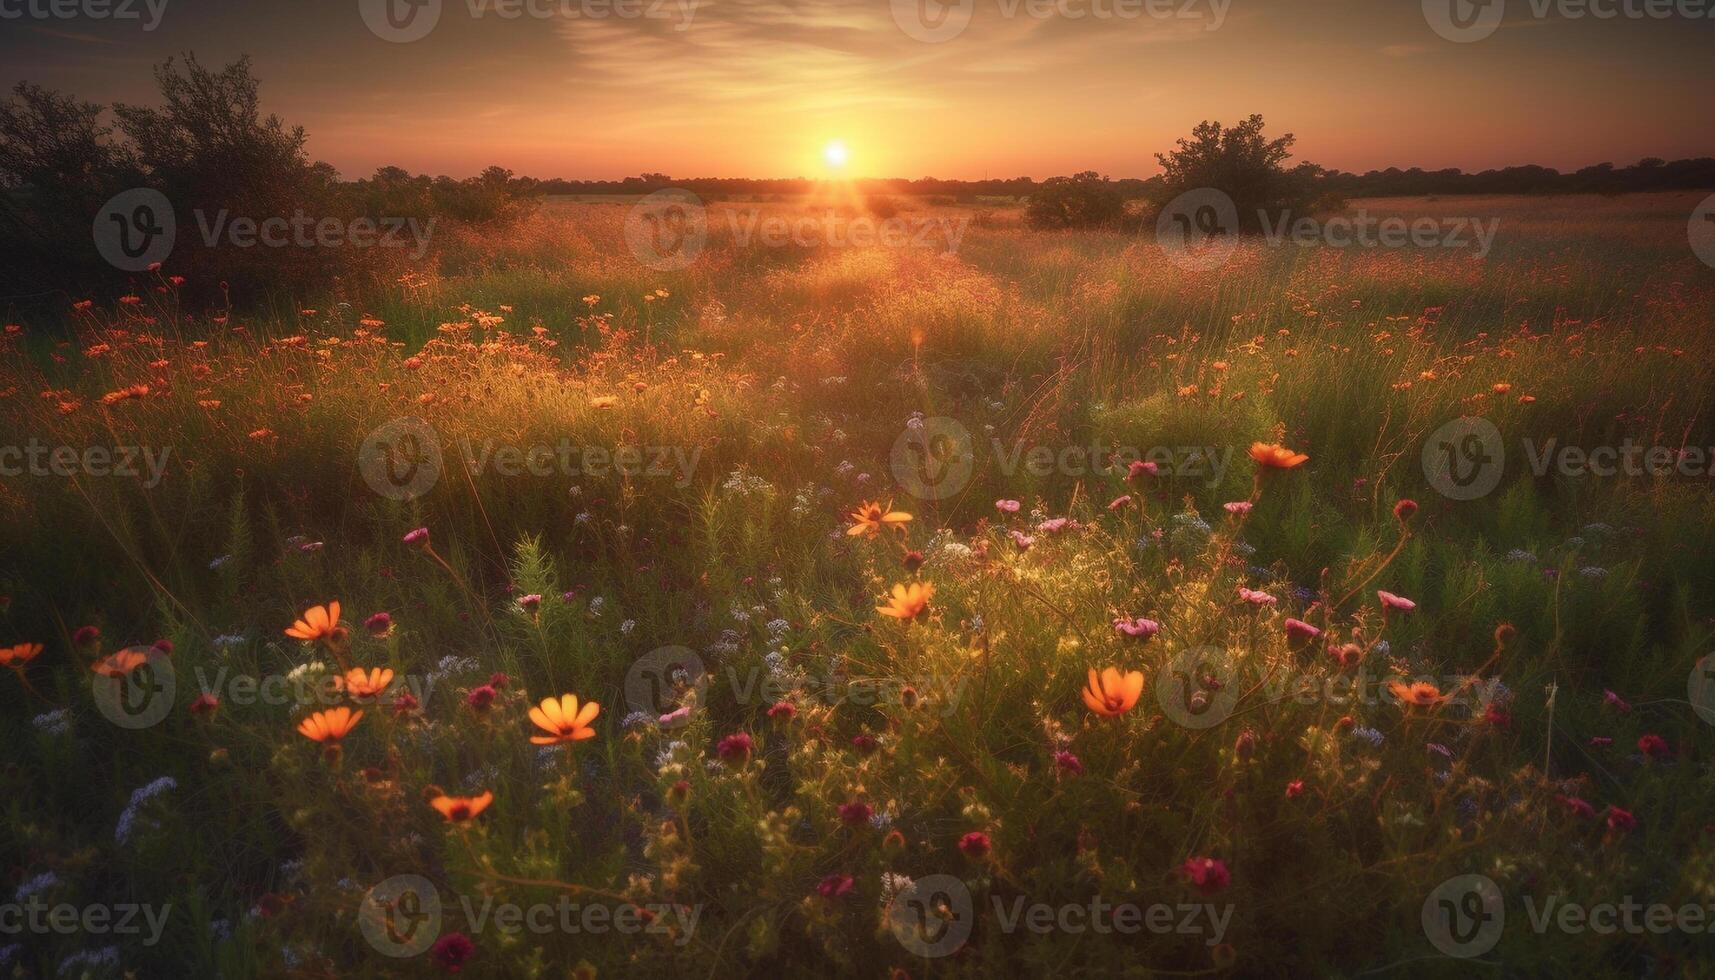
[528, 694, 601, 745]
[338, 667, 395, 699]
[296, 706, 364, 743]
[847, 500, 912, 538]
[0, 643, 43, 670]
[285, 602, 343, 643]
[91, 649, 150, 677]
[1082, 666, 1145, 717]
[1388, 681, 1447, 709]
[876, 582, 933, 621]
[1249, 442, 1309, 469]
[430, 791, 494, 823]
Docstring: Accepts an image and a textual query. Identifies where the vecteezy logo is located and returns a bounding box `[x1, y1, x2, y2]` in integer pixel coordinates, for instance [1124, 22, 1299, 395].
[359, 874, 442, 957]
[624, 189, 708, 271]
[358, 417, 443, 501]
[625, 645, 708, 730]
[890, 0, 975, 42]
[360, 0, 442, 42]
[1423, 0, 1505, 42]
[1689, 193, 1715, 269]
[1422, 874, 1504, 958]
[889, 416, 974, 502]
[1422, 416, 1504, 501]
[93, 189, 175, 272]
[91, 646, 176, 729]
[1155, 188, 1238, 272]
[887, 874, 973, 958]
[1154, 646, 1238, 729]
[1689, 654, 1715, 726]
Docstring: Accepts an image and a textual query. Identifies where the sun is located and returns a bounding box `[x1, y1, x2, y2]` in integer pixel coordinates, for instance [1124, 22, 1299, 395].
[822, 141, 849, 170]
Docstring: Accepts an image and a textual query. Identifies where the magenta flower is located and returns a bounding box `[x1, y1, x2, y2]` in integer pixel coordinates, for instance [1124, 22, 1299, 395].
[1602, 689, 1631, 713]
[403, 527, 430, 549]
[1237, 587, 1276, 606]
[1604, 805, 1636, 833]
[817, 874, 854, 899]
[1053, 750, 1083, 775]
[1283, 618, 1322, 642]
[1113, 617, 1160, 640]
[1637, 734, 1672, 760]
[959, 831, 992, 858]
[717, 731, 754, 764]
[1107, 494, 1132, 511]
[363, 611, 393, 637]
[1180, 857, 1231, 896]
[1010, 530, 1034, 551]
[995, 499, 1021, 514]
[838, 800, 873, 826]
[1376, 590, 1416, 612]
[1222, 501, 1253, 517]
[1127, 460, 1160, 481]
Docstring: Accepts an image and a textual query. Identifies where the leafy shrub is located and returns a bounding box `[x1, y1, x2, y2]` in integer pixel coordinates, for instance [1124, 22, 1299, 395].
[1024, 171, 1126, 229]
[1154, 114, 1323, 233]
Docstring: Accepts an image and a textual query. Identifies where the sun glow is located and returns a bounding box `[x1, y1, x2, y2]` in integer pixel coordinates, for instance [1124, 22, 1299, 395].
[822, 141, 849, 170]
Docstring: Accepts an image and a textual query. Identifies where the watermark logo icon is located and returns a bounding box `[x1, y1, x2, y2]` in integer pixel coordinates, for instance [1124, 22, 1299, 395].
[1690, 193, 1715, 269]
[891, 0, 974, 42]
[1689, 654, 1715, 726]
[1422, 416, 1504, 500]
[625, 188, 708, 271]
[359, 417, 443, 501]
[888, 874, 974, 957]
[360, 0, 442, 41]
[91, 646, 176, 729]
[1424, 0, 1505, 42]
[890, 416, 974, 501]
[625, 645, 708, 730]
[1156, 188, 1238, 272]
[1155, 646, 1238, 729]
[359, 874, 442, 957]
[1423, 874, 1504, 957]
[93, 188, 175, 272]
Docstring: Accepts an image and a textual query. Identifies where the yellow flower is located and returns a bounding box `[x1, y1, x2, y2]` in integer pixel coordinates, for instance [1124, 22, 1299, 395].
[876, 582, 933, 621]
[430, 791, 494, 823]
[528, 694, 601, 745]
[847, 500, 912, 538]
[1082, 667, 1144, 717]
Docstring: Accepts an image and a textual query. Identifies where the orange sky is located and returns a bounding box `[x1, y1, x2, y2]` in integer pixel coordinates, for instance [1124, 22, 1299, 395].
[4, 0, 1713, 179]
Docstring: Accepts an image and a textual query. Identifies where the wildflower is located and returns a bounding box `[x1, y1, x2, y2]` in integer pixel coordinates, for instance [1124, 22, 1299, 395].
[73, 625, 101, 649]
[817, 874, 855, 899]
[392, 692, 421, 717]
[1602, 689, 1631, 713]
[1249, 442, 1308, 469]
[402, 527, 430, 549]
[189, 693, 220, 718]
[488, 672, 510, 689]
[465, 685, 497, 711]
[1222, 501, 1253, 517]
[1127, 460, 1160, 481]
[517, 594, 542, 617]
[959, 831, 992, 858]
[1637, 734, 1671, 760]
[528, 694, 601, 744]
[298, 707, 363, 744]
[1234, 729, 1257, 762]
[847, 500, 912, 538]
[1329, 643, 1362, 668]
[1604, 806, 1637, 834]
[0, 643, 42, 669]
[902, 549, 925, 571]
[1113, 617, 1160, 640]
[1082, 666, 1144, 717]
[1557, 795, 1596, 819]
[430, 792, 494, 823]
[838, 801, 874, 826]
[1180, 857, 1231, 896]
[115, 776, 177, 844]
[768, 701, 797, 721]
[429, 932, 476, 972]
[1285, 780, 1304, 799]
[1283, 618, 1322, 642]
[1376, 591, 1416, 612]
[1589, 736, 1612, 747]
[363, 612, 393, 637]
[1107, 494, 1132, 511]
[1053, 750, 1083, 775]
[285, 602, 345, 644]
[1009, 530, 1034, 551]
[995, 499, 1021, 514]
[339, 667, 395, 699]
[717, 732, 754, 765]
[1483, 704, 1512, 729]
[877, 582, 933, 621]
[1388, 681, 1446, 709]
[1237, 587, 1276, 606]
[1393, 499, 1418, 524]
[91, 649, 149, 677]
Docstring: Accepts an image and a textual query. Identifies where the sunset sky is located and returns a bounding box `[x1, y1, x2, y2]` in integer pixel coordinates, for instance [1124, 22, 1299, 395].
[3, 0, 1712, 180]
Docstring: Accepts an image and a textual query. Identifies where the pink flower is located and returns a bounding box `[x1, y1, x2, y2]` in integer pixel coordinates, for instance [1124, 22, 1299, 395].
[1107, 495, 1132, 511]
[487, 672, 510, 689]
[430, 932, 475, 972]
[1113, 617, 1160, 639]
[1053, 750, 1083, 775]
[1285, 780, 1304, 799]
[817, 874, 854, 899]
[1237, 587, 1276, 606]
[995, 499, 1021, 514]
[1036, 517, 1074, 534]
[1604, 806, 1636, 833]
[363, 611, 393, 637]
[465, 685, 497, 711]
[403, 527, 430, 549]
[1602, 689, 1631, 713]
[1010, 530, 1035, 551]
[1637, 734, 1671, 760]
[717, 732, 753, 764]
[838, 801, 873, 826]
[73, 625, 101, 648]
[1557, 795, 1596, 819]
[1589, 736, 1613, 747]
[959, 831, 992, 858]
[851, 733, 879, 753]
[189, 693, 220, 718]
[767, 701, 797, 721]
[1283, 618, 1321, 642]
[1222, 501, 1252, 517]
[1376, 590, 1416, 612]
[1127, 460, 1160, 481]
[1180, 857, 1230, 896]
[659, 705, 692, 726]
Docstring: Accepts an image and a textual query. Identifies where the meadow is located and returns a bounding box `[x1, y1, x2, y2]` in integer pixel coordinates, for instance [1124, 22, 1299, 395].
[2, 191, 1714, 978]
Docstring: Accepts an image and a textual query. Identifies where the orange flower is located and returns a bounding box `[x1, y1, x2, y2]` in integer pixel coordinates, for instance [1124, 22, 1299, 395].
[590, 395, 619, 409]
[1082, 666, 1145, 717]
[876, 582, 933, 621]
[297, 706, 364, 743]
[1388, 681, 1446, 709]
[430, 790, 494, 823]
[0, 643, 43, 669]
[847, 500, 912, 538]
[339, 667, 395, 699]
[285, 602, 342, 643]
[528, 694, 601, 745]
[91, 649, 149, 677]
[1249, 442, 1309, 469]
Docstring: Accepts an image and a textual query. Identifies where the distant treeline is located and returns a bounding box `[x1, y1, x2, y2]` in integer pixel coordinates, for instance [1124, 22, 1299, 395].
[527, 157, 1715, 202]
